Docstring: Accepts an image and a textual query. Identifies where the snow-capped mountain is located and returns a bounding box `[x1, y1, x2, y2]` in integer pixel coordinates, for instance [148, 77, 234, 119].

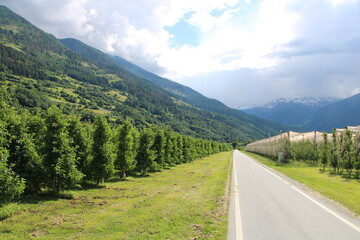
[242, 97, 340, 127]
[262, 97, 339, 110]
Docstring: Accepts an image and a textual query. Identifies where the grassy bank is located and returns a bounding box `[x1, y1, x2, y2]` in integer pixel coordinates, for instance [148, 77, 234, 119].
[0, 151, 233, 240]
[244, 151, 360, 216]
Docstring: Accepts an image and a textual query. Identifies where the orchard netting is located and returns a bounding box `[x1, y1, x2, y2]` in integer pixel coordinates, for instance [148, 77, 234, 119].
[245, 125, 360, 162]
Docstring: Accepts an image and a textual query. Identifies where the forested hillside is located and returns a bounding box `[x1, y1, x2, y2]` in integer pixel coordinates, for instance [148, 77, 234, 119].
[0, 5, 288, 142]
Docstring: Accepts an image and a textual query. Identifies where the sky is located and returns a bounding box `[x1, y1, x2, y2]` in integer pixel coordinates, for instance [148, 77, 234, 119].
[1, 0, 360, 108]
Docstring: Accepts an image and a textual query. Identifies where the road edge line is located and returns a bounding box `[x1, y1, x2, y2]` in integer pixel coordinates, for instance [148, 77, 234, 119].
[291, 186, 360, 233]
[233, 152, 244, 240]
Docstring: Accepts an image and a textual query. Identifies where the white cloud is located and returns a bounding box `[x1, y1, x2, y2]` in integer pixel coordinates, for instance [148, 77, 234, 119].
[1, 0, 359, 108]
[329, 0, 358, 5]
[1, 0, 299, 77]
[157, 0, 300, 78]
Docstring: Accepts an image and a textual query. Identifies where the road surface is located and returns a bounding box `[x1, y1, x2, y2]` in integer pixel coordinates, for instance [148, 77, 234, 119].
[228, 150, 360, 240]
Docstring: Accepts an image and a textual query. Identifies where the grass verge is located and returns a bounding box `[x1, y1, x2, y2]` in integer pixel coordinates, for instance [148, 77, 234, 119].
[0, 151, 232, 240]
[244, 151, 360, 216]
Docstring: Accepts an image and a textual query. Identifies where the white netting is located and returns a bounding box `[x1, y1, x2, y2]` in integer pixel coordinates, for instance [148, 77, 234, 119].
[245, 125, 360, 158]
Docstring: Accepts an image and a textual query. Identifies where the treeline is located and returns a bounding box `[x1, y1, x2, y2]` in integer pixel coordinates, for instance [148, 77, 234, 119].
[289, 130, 360, 176]
[0, 100, 231, 202]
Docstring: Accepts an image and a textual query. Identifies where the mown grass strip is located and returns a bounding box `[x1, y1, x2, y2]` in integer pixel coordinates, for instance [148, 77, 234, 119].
[244, 151, 360, 216]
[0, 151, 232, 240]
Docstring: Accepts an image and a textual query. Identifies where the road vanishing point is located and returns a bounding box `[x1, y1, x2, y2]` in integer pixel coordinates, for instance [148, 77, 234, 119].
[228, 150, 360, 240]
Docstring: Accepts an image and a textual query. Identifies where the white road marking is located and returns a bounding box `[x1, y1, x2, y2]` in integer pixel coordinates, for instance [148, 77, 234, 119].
[291, 186, 360, 233]
[233, 155, 244, 240]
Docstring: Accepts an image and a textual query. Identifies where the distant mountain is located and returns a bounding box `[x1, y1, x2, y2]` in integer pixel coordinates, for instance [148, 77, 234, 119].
[0, 5, 291, 142]
[301, 93, 360, 132]
[242, 97, 339, 127]
[243, 95, 360, 132]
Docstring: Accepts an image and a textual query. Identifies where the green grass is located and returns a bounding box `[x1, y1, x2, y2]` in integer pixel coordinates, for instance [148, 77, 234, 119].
[244, 151, 360, 215]
[105, 90, 127, 102]
[0, 151, 232, 239]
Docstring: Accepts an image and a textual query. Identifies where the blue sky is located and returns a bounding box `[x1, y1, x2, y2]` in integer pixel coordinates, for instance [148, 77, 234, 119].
[164, 12, 201, 48]
[1, 0, 360, 108]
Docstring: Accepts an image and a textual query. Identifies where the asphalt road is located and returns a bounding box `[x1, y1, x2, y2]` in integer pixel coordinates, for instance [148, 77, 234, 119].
[228, 150, 360, 240]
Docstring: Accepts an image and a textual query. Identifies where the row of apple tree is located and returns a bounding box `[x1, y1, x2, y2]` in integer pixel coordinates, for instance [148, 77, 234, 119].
[289, 129, 360, 176]
[0, 103, 231, 201]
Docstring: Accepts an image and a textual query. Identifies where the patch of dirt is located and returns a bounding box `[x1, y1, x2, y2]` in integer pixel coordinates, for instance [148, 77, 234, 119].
[189, 224, 203, 240]
[107, 187, 127, 191]
[50, 216, 64, 226]
[98, 200, 107, 206]
[28, 209, 39, 214]
[30, 230, 47, 238]
[190, 224, 203, 231]
[111, 203, 124, 208]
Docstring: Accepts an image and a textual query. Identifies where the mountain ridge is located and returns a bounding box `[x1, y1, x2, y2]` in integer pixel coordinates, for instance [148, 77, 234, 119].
[243, 95, 359, 131]
[300, 93, 360, 131]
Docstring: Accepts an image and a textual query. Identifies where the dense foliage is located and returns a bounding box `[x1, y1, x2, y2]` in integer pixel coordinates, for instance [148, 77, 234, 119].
[0, 92, 231, 201]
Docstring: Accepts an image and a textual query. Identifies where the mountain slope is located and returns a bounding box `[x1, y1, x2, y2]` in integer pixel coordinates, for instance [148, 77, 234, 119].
[243, 97, 339, 126]
[0, 5, 290, 142]
[61, 38, 292, 136]
[301, 93, 360, 131]
[109, 53, 290, 134]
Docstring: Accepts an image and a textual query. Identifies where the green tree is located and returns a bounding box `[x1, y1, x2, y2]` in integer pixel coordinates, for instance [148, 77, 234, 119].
[163, 129, 174, 166]
[291, 140, 317, 163]
[7, 116, 44, 193]
[355, 131, 360, 177]
[284, 138, 291, 162]
[175, 135, 184, 164]
[183, 136, 196, 163]
[0, 149, 25, 202]
[91, 115, 115, 184]
[67, 115, 91, 180]
[343, 130, 355, 174]
[170, 133, 180, 164]
[43, 106, 83, 192]
[1, 95, 40, 194]
[231, 140, 239, 149]
[330, 129, 340, 173]
[320, 133, 329, 171]
[338, 133, 345, 171]
[152, 128, 165, 170]
[0, 115, 25, 202]
[115, 119, 138, 179]
[136, 128, 157, 175]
